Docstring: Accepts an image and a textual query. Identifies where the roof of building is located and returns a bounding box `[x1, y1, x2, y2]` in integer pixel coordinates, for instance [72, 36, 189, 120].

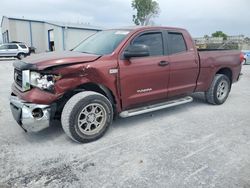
[1, 16, 103, 31]
[46, 21, 103, 31]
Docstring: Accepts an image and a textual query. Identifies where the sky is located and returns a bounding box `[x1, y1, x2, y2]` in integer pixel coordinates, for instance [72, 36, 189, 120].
[0, 0, 249, 43]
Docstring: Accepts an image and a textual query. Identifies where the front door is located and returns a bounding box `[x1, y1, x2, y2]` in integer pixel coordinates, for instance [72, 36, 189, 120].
[118, 31, 170, 109]
[0, 45, 9, 57]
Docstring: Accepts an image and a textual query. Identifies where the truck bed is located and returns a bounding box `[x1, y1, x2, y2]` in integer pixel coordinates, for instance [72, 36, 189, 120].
[198, 50, 241, 68]
[195, 49, 242, 92]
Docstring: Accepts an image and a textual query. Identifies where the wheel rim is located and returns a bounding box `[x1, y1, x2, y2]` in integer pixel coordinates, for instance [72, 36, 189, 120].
[19, 54, 24, 59]
[217, 80, 229, 101]
[77, 103, 107, 135]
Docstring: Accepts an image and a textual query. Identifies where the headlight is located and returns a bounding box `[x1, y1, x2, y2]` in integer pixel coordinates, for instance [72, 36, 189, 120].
[30, 71, 60, 91]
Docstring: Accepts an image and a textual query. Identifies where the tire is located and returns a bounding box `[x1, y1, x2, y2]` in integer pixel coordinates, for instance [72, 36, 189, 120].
[17, 53, 25, 60]
[61, 91, 113, 143]
[205, 74, 231, 105]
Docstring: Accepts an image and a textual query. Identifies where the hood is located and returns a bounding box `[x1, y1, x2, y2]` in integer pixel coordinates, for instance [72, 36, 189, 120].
[20, 51, 101, 70]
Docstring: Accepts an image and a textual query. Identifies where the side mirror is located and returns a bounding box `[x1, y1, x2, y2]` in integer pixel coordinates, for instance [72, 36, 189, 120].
[123, 44, 150, 59]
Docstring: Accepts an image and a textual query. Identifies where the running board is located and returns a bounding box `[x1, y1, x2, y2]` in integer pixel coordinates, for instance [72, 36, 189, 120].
[119, 96, 193, 118]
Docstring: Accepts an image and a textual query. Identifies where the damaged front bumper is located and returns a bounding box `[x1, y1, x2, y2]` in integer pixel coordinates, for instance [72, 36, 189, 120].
[10, 95, 52, 132]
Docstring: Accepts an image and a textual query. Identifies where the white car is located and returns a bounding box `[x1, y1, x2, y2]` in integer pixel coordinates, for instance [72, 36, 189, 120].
[0, 43, 29, 59]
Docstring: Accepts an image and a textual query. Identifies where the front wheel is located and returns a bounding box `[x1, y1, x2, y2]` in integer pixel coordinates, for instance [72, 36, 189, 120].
[61, 91, 113, 143]
[205, 74, 231, 105]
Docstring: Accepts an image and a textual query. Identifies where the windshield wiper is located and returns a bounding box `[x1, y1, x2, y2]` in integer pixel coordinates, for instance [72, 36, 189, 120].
[81, 51, 102, 56]
[80, 51, 94, 54]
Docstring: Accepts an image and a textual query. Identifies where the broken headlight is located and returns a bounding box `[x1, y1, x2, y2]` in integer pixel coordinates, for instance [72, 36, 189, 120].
[30, 71, 60, 91]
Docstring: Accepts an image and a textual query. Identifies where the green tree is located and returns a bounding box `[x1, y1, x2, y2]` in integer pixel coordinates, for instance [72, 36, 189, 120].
[132, 0, 160, 26]
[204, 35, 209, 40]
[212, 31, 228, 40]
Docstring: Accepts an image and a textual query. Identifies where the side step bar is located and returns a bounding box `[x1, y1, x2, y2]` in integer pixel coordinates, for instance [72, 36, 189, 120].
[119, 96, 193, 118]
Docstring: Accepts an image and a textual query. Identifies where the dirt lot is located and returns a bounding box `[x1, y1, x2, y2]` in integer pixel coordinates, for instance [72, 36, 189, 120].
[0, 59, 250, 188]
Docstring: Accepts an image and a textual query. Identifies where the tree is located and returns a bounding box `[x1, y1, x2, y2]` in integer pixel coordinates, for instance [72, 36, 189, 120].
[212, 31, 228, 40]
[204, 35, 209, 40]
[132, 0, 160, 26]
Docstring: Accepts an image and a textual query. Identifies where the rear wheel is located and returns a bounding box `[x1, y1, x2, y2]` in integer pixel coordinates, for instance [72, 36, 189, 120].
[61, 91, 113, 143]
[205, 74, 231, 105]
[17, 53, 25, 60]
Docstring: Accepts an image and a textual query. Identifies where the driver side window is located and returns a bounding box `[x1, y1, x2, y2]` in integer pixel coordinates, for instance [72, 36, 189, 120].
[132, 32, 163, 56]
[0, 45, 8, 50]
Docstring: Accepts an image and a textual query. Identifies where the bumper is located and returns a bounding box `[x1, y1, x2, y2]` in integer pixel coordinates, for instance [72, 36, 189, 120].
[10, 96, 51, 132]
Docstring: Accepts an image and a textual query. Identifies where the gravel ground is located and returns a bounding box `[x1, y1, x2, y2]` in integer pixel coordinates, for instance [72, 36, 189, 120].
[0, 59, 250, 188]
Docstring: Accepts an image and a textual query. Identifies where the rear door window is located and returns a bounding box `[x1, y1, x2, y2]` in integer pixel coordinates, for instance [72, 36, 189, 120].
[8, 44, 18, 49]
[167, 32, 187, 55]
[132, 32, 164, 56]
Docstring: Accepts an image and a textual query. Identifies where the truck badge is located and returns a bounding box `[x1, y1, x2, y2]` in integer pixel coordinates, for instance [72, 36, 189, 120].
[137, 88, 152, 93]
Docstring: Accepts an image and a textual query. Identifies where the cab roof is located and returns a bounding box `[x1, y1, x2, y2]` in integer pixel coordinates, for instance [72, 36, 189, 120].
[111, 25, 187, 32]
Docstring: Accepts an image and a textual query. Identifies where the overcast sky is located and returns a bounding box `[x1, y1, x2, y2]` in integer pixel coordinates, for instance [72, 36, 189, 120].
[0, 0, 249, 42]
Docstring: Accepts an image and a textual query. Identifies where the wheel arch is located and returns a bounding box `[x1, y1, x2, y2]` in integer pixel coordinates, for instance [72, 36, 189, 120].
[56, 82, 117, 117]
[215, 67, 232, 84]
[16, 52, 26, 59]
[70, 82, 115, 104]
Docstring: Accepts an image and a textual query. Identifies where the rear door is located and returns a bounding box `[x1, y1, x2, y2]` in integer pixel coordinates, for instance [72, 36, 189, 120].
[7, 44, 19, 56]
[165, 31, 199, 97]
[118, 31, 170, 109]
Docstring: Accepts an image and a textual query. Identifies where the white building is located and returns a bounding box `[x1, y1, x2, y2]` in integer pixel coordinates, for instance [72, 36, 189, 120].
[1, 16, 102, 53]
[227, 35, 245, 43]
[194, 37, 224, 45]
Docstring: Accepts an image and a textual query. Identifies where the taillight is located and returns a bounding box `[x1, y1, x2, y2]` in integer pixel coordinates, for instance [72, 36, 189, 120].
[240, 53, 245, 63]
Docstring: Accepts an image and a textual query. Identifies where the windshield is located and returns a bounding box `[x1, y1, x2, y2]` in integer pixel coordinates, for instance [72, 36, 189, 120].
[73, 30, 130, 55]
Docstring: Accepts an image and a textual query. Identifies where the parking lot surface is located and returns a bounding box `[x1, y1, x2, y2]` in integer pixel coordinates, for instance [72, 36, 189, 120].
[0, 59, 250, 188]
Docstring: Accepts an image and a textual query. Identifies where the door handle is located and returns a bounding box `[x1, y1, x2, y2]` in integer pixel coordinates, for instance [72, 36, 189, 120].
[158, 61, 169, 67]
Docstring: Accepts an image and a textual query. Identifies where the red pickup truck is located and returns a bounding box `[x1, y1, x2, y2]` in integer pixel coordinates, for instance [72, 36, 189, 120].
[10, 26, 243, 143]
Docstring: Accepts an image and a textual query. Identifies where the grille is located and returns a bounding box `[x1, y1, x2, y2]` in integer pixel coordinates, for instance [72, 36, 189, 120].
[14, 69, 22, 88]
